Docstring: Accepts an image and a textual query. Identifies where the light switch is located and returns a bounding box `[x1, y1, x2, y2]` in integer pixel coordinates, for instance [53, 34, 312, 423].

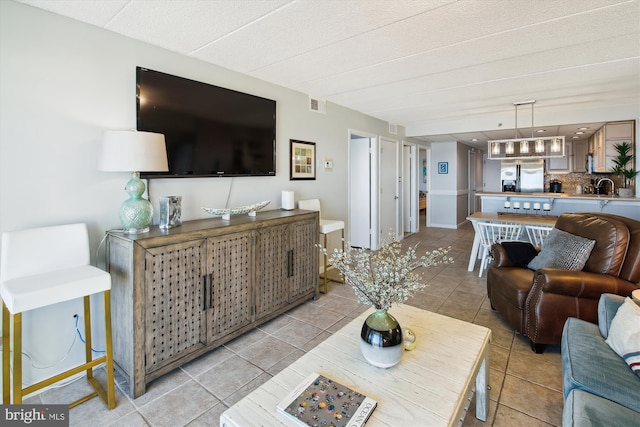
[323, 158, 333, 170]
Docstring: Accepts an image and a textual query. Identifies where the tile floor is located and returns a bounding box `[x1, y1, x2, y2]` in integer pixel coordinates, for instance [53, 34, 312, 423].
[26, 220, 564, 426]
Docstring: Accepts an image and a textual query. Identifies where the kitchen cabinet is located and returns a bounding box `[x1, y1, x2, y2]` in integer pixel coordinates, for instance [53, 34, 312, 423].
[546, 141, 572, 173]
[572, 140, 588, 173]
[589, 121, 635, 173]
[107, 210, 319, 397]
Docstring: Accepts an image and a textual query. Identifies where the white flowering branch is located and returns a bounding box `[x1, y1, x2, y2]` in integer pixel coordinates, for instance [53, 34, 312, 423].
[321, 234, 453, 311]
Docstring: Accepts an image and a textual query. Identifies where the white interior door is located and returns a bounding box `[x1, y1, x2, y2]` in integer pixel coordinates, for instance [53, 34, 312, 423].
[348, 132, 374, 248]
[380, 137, 399, 241]
[402, 144, 417, 233]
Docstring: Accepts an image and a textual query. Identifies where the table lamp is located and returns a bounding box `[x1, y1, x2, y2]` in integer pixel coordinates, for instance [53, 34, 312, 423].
[99, 130, 168, 233]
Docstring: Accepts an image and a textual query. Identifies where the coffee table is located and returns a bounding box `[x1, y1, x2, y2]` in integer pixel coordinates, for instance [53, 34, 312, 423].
[220, 305, 491, 426]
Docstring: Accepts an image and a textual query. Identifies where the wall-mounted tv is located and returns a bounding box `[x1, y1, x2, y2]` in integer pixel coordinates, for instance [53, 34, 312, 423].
[136, 67, 276, 178]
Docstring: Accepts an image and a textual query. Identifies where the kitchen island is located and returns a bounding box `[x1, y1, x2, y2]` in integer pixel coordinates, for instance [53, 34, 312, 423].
[476, 192, 640, 220]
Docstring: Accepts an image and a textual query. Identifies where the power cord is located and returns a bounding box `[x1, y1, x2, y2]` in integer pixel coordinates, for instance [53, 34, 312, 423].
[74, 314, 105, 354]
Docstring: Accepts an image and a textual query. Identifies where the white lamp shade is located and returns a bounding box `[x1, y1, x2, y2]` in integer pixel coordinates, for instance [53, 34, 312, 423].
[99, 130, 168, 172]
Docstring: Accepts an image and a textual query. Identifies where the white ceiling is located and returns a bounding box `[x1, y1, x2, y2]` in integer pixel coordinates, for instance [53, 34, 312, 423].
[16, 0, 640, 149]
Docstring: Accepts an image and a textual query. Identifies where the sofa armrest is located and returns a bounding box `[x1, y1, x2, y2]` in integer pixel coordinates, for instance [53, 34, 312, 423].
[598, 293, 626, 338]
[530, 269, 639, 299]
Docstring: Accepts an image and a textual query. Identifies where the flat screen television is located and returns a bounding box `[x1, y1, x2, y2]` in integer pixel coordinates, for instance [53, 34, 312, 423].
[136, 67, 276, 178]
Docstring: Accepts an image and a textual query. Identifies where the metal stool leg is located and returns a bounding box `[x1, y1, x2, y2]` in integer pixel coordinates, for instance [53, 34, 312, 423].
[13, 312, 22, 404]
[322, 233, 329, 294]
[2, 301, 10, 404]
[103, 290, 116, 409]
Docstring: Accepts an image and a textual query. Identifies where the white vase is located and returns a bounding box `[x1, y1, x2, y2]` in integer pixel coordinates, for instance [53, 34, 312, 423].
[618, 188, 634, 197]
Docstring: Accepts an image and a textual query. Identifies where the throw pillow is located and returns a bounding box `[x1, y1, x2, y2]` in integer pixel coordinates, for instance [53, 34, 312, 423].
[500, 241, 539, 267]
[605, 297, 640, 377]
[527, 228, 595, 271]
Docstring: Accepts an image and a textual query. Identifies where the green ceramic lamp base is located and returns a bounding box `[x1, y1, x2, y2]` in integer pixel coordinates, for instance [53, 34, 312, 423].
[119, 172, 153, 234]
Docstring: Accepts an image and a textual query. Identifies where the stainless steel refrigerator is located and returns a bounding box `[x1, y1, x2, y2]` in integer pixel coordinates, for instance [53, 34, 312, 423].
[500, 159, 544, 192]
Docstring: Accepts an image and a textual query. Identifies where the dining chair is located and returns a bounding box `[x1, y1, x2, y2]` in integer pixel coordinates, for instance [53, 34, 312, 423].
[476, 222, 524, 277]
[1, 223, 115, 408]
[525, 224, 553, 249]
[298, 199, 345, 293]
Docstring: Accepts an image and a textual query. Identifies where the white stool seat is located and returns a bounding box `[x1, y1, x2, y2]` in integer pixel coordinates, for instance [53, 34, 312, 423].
[1, 265, 110, 314]
[298, 198, 345, 293]
[320, 219, 345, 234]
[2, 223, 115, 409]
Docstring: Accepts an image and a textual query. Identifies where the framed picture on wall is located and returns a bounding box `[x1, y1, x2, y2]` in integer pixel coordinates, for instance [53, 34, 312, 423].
[290, 139, 316, 180]
[438, 162, 448, 174]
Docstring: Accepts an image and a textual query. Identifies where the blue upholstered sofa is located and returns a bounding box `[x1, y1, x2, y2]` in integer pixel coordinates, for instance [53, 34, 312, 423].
[561, 293, 640, 426]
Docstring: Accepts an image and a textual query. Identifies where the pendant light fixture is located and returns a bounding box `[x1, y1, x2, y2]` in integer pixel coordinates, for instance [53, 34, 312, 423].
[488, 100, 565, 159]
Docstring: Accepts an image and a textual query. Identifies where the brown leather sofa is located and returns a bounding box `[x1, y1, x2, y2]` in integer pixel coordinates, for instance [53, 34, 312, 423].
[487, 212, 640, 353]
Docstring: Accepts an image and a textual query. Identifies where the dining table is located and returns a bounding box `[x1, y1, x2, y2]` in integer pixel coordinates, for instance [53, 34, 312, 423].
[466, 212, 558, 272]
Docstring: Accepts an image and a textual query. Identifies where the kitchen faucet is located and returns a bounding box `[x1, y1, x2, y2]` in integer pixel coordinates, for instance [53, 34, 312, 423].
[596, 178, 615, 196]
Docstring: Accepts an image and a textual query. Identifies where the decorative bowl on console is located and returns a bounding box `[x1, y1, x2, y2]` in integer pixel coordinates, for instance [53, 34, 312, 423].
[202, 200, 270, 220]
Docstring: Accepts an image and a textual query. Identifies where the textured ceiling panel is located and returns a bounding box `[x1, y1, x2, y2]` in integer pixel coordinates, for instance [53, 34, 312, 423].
[15, 0, 640, 146]
[17, 0, 128, 26]
[256, 1, 638, 97]
[191, 0, 453, 73]
[105, 0, 291, 54]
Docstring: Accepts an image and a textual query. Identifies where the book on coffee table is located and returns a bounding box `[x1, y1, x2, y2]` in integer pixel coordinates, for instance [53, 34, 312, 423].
[276, 373, 377, 427]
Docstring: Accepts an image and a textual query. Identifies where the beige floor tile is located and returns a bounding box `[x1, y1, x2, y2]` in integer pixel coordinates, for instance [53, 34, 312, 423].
[138, 380, 219, 427]
[196, 355, 263, 401]
[406, 290, 447, 312]
[493, 403, 556, 426]
[222, 328, 268, 353]
[186, 402, 228, 427]
[301, 330, 331, 352]
[131, 368, 192, 407]
[490, 343, 510, 372]
[437, 301, 480, 323]
[507, 347, 563, 392]
[266, 349, 305, 376]
[236, 335, 298, 370]
[107, 410, 151, 427]
[181, 346, 235, 378]
[489, 368, 506, 402]
[271, 319, 324, 349]
[222, 372, 272, 407]
[256, 313, 294, 334]
[499, 375, 563, 425]
[285, 301, 344, 327]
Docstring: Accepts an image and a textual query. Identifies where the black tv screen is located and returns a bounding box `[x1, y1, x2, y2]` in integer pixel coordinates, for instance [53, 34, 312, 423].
[136, 67, 276, 178]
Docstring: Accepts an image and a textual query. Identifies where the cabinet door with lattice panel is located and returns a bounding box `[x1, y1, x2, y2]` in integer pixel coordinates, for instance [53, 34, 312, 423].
[144, 240, 206, 374]
[206, 231, 254, 342]
[254, 224, 289, 320]
[289, 218, 319, 300]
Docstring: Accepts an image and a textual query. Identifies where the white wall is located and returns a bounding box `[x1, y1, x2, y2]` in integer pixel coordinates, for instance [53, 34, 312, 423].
[428, 142, 457, 228]
[456, 143, 471, 225]
[0, 1, 402, 392]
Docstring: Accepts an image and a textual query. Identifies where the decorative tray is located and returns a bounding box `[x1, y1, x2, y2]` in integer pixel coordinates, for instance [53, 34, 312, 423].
[202, 200, 270, 220]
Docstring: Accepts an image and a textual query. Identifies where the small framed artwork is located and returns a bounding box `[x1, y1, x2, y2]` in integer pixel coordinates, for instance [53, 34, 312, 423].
[290, 139, 316, 180]
[438, 162, 448, 174]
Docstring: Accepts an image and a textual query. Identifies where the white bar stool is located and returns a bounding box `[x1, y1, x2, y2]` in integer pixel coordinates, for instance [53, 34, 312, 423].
[298, 199, 345, 293]
[1, 223, 115, 408]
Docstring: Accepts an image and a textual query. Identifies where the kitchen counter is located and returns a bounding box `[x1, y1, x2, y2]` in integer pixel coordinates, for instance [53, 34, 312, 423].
[476, 192, 639, 220]
[477, 191, 639, 201]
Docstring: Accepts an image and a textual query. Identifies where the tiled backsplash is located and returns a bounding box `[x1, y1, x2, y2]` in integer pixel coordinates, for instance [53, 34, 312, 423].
[544, 172, 618, 194]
